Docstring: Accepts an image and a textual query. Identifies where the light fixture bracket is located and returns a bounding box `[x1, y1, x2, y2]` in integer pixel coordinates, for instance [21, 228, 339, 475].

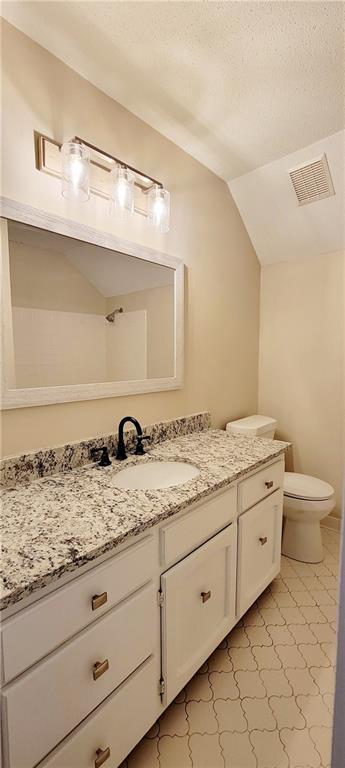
[35, 132, 165, 217]
[72, 135, 163, 191]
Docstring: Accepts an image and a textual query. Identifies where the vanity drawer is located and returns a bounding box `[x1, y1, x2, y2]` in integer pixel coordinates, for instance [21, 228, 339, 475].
[160, 486, 236, 567]
[2, 582, 157, 768]
[238, 459, 284, 512]
[38, 655, 158, 768]
[1, 534, 155, 683]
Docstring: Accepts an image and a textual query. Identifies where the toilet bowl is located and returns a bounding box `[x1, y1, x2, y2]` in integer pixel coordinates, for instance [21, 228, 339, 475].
[226, 416, 335, 563]
[282, 472, 335, 563]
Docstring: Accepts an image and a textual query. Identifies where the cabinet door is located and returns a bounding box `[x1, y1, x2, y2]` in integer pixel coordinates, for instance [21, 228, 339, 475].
[161, 524, 237, 705]
[237, 489, 283, 617]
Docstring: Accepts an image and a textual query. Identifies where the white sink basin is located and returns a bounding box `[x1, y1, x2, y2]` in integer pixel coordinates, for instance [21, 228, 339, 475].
[114, 461, 200, 490]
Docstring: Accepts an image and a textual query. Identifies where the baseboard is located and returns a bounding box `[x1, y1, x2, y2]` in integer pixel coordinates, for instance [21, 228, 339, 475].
[321, 514, 341, 532]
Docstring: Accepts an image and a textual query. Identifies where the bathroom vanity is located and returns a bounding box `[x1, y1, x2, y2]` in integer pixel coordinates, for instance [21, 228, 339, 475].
[0, 425, 288, 768]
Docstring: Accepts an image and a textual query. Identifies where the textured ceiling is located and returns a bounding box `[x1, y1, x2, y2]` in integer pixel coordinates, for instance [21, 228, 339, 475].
[1, 1, 345, 179]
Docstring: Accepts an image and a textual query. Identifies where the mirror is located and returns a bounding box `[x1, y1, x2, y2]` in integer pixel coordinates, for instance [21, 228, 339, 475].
[8, 221, 175, 387]
[0, 201, 183, 408]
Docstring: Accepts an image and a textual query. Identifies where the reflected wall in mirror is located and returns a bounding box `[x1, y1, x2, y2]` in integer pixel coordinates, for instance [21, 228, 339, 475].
[8, 221, 174, 387]
[0, 200, 183, 408]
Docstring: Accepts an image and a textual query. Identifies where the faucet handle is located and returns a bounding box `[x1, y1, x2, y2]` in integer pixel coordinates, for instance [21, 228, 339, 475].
[91, 446, 111, 467]
[134, 435, 151, 456]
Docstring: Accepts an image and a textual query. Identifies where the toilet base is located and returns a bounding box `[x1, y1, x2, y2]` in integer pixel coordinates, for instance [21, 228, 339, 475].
[282, 518, 323, 563]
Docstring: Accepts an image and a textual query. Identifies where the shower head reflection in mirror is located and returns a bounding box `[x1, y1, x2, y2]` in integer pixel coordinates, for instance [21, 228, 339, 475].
[105, 307, 123, 323]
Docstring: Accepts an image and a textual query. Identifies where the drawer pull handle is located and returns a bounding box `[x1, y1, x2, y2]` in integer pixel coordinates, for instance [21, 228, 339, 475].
[93, 659, 109, 680]
[91, 592, 108, 611]
[259, 536, 268, 546]
[265, 480, 274, 489]
[201, 590, 211, 603]
[95, 747, 111, 768]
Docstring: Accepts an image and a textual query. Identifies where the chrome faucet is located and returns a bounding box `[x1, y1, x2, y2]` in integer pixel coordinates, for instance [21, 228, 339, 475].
[116, 416, 151, 460]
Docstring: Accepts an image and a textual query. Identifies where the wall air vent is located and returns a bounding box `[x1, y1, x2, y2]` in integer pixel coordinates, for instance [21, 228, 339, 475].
[289, 153, 335, 206]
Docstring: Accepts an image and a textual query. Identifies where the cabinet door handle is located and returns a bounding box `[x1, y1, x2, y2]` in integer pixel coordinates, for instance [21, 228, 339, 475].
[259, 536, 268, 546]
[201, 590, 211, 603]
[95, 747, 111, 768]
[93, 659, 109, 680]
[265, 480, 274, 489]
[91, 591, 108, 611]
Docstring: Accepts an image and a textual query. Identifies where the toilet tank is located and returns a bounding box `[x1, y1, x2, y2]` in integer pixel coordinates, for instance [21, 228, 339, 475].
[226, 415, 277, 439]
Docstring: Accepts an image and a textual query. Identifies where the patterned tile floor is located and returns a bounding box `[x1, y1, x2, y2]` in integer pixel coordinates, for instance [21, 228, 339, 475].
[123, 527, 340, 768]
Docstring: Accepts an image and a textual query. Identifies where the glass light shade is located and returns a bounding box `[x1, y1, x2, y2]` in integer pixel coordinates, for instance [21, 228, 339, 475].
[147, 185, 170, 233]
[61, 141, 90, 201]
[109, 164, 135, 220]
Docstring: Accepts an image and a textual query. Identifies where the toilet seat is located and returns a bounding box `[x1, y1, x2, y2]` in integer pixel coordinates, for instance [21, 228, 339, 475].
[284, 472, 334, 502]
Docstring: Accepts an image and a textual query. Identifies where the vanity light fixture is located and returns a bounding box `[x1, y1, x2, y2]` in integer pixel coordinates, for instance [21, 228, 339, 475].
[40, 133, 171, 231]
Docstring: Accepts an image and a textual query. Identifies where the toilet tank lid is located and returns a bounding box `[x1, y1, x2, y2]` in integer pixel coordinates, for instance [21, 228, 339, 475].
[284, 472, 334, 501]
[226, 415, 277, 436]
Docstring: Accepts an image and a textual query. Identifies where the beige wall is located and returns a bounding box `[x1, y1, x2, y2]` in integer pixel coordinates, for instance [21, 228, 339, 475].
[0, 20, 260, 457]
[12, 307, 108, 387]
[259, 252, 345, 517]
[106, 285, 174, 379]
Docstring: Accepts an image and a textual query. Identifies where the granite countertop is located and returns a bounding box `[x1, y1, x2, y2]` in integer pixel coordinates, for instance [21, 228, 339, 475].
[0, 429, 289, 611]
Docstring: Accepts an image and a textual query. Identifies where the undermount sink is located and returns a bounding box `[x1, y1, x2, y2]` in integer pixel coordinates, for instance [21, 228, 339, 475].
[114, 461, 200, 490]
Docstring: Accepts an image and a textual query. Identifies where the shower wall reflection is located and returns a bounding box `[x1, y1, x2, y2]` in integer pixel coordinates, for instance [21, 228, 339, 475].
[7, 221, 175, 387]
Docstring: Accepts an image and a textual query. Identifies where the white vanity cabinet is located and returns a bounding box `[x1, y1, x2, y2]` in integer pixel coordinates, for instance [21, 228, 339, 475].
[0, 456, 285, 768]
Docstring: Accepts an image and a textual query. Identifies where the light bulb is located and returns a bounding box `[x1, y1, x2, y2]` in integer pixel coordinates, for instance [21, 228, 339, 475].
[109, 164, 135, 220]
[147, 185, 170, 233]
[61, 141, 90, 201]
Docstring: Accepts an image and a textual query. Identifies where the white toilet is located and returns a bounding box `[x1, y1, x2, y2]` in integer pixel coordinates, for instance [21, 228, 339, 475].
[281, 472, 335, 563]
[226, 415, 335, 563]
